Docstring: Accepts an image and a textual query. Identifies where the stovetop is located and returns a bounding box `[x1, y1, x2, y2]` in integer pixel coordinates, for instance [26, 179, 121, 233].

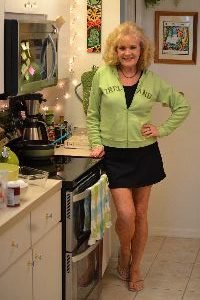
[20, 155, 102, 189]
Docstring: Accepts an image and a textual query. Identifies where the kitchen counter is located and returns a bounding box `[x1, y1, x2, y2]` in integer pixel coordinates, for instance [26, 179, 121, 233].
[0, 179, 62, 234]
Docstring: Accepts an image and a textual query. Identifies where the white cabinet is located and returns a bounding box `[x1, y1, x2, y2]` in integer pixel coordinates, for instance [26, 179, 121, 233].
[33, 224, 62, 300]
[5, 0, 68, 18]
[0, 1, 4, 94]
[0, 250, 32, 300]
[0, 214, 30, 275]
[5, 0, 46, 15]
[0, 190, 62, 300]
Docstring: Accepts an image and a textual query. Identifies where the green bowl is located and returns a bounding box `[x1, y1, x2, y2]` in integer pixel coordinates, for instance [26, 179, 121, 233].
[0, 163, 19, 181]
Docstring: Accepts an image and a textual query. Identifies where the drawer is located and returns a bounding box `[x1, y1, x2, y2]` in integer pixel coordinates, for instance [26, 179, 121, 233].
[0, 214, 31, 275]
[31, 191, 61, 245]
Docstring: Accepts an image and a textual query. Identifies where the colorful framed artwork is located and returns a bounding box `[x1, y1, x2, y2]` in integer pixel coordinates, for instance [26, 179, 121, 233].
[87, 0, 102, 53]
[155, 11, 198, 64]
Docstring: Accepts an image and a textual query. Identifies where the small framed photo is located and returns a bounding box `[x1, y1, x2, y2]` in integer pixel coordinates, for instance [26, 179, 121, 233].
[154, 11, 198, 64]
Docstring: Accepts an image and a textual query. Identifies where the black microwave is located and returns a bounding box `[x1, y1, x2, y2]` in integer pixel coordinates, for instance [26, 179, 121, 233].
[4, 20, 58, 96]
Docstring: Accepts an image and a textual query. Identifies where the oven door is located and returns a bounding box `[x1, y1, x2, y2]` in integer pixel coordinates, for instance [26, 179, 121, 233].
[66, 240, 102, 300]
[65, 171, 100, 253]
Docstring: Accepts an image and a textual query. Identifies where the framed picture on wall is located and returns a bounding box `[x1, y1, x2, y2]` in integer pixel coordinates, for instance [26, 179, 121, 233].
[154, 11, 198, 64]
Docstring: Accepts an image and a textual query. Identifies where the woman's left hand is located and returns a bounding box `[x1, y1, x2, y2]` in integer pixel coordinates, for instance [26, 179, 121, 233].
[141, 124, 159, 137]
[90, 145, 105, 158]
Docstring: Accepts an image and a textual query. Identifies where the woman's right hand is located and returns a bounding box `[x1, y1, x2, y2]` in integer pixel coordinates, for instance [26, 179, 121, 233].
[90, 146, 105, 158]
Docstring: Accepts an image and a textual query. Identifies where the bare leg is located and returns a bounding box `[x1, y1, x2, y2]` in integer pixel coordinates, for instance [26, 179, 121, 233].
[129, 185, 152, 291]
[111, 188, 135, 278]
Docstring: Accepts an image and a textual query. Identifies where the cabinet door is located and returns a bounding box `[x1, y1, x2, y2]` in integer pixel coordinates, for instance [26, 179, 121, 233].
[0, 249, 32, 300]
[5, 0, 40, 14]
[0, 214, 31, 275]
[33, 223, 62, 300]
[5, 0, 66, 15]
[31, 191, 61, 245]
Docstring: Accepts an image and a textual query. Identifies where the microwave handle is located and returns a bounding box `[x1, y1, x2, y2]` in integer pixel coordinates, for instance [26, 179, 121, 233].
[41, 33, 57, 79]
[72, 241, 100, 263]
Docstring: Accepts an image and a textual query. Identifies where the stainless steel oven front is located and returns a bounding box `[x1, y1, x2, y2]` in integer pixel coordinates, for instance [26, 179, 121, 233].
[4, 19, 58, 96]
[61, 167, 102, 300]
[66, 240, 102, 300]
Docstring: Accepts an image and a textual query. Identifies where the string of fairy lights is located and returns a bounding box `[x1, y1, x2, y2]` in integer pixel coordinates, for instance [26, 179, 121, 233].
[65, 0, 85, 100]
[41, 0, 84, 114]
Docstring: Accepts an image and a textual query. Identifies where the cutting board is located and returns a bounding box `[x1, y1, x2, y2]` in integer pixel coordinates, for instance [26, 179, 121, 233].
[54, 145, 91, 157]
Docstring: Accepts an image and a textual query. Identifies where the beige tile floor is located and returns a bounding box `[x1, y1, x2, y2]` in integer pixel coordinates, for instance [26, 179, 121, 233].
[88, 236, 200, 300]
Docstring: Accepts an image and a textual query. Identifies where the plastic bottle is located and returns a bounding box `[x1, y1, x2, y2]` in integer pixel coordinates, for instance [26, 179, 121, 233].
[7, 181, 20, 207]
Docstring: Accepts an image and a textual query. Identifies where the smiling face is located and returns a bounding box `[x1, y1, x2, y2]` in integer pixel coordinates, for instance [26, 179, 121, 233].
[116, 34, 141, 69]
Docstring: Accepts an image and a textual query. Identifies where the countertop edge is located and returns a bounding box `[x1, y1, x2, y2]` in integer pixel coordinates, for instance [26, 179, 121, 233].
[0, 179, 62, 234]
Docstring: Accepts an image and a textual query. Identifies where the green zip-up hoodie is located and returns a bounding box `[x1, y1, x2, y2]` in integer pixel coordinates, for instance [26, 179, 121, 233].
[87, 65, 191, 149]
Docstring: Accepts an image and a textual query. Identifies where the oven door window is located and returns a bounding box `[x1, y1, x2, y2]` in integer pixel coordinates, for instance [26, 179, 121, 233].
[73, 197, 91, 253]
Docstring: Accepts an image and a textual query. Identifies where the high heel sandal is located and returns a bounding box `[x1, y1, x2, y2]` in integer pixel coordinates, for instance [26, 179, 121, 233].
[117, 252, 130, 281]
[128, 268, 144, 292]
[128, 279, 144, 292]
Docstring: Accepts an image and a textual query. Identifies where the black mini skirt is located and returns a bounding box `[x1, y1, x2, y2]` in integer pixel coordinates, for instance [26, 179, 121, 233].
[103, 142, 166, 189]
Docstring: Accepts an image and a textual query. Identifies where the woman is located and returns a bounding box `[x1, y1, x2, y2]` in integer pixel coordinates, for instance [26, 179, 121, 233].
[86, 22, 190, 292]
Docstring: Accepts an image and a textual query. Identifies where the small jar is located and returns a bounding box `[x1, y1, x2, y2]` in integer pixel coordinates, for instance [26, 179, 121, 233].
[7, 181, 20, 207]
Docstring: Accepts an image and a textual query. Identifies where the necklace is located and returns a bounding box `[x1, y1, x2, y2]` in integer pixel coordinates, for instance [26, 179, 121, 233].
[120, 68, 138, 79]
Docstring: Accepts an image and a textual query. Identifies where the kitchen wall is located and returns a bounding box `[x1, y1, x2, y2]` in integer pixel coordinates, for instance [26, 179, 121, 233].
[140, 0, 200, 238]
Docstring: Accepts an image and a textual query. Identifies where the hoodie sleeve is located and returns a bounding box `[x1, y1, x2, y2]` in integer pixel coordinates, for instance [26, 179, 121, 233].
[155, 77, 191, 137]
[86, 70, 103, 148]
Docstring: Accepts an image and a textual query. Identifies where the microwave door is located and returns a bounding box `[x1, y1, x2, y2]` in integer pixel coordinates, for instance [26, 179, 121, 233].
[40, 34, 57, 80]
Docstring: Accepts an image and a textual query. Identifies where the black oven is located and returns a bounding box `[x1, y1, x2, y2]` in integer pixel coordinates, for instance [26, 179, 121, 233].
[4, 19, 58, 96]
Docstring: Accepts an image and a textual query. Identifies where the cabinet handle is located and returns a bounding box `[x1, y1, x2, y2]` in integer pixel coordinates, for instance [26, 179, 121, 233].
[11, 241, 19, 248]
[24, 1, 31, 8]
[27, 261, 34, 267]
[46, 213, 53, 219]
[35, 254, 42, 260]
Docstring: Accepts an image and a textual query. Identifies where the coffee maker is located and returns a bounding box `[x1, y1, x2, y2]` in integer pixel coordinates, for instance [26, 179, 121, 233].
[22, 93, 48, 142]
[8, 93, 55, 161]
[9, 93, 48, 143]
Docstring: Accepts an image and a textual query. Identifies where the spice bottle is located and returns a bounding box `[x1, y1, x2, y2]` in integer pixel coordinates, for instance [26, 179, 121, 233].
[7, 181, 20, 207]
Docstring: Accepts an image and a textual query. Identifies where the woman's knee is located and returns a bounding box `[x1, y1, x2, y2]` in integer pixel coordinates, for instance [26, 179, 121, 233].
[135, 208, 148, 223]
[117, 209, 135, 226]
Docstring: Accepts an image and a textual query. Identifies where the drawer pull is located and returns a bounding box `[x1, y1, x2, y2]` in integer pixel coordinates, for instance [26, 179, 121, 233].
[11, 241, 19, 248]
[27, 261, 34, 267]
[25, 1, 31, 8]
[46, 213, 53, 219]
[35, 254, 42, 260]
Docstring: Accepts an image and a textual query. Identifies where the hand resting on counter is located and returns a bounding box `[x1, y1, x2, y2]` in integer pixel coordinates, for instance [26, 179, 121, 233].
[90, 146, 105, 158]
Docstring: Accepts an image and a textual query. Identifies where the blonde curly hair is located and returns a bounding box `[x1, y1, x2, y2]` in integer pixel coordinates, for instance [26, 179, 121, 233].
[103, 22, 154, 70]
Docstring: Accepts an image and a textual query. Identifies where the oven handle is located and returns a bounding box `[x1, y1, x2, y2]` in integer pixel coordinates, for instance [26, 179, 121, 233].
[73, 172, 99, 202]
[73, 189, 91, 203]
[72, 241, 100, 263]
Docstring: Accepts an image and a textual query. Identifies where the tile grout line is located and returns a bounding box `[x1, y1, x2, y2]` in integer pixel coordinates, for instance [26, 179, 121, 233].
[133, 236, 167, 299]
[181, 242, 200, 300]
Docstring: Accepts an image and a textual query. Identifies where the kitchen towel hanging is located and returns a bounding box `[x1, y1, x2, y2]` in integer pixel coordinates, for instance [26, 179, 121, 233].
[84, 173, 112, 246]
